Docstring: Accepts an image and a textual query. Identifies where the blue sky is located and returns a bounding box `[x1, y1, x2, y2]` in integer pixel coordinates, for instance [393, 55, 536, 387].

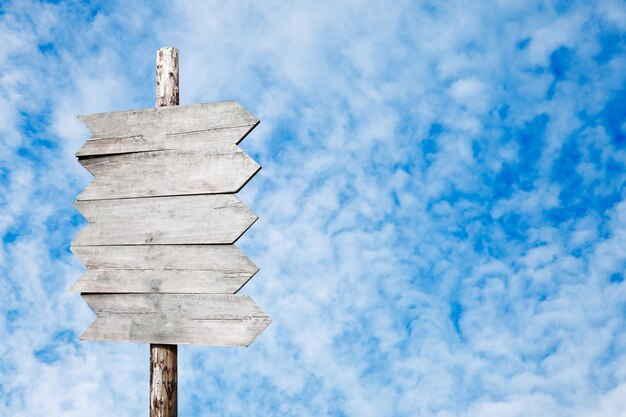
[1, 0, 626, 416]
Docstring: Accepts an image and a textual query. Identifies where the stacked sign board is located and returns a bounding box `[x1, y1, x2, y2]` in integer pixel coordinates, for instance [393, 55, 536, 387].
[70, 101, 271, 346]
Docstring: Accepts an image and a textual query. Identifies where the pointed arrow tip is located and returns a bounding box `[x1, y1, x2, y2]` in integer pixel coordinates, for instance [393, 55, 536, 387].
[68, 280, 80, 292]
[77, 114, 97, 135]
[244, 316, 272, 347]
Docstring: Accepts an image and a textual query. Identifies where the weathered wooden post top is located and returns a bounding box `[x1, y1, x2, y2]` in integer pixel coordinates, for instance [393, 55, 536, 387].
[70, 47, 270, 417]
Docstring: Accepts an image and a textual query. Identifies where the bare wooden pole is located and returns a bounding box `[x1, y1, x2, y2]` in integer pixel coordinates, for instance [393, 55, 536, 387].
[151, 46, 179, 417]
[156, 47, 179, 107]
[150, 344, 177, 417]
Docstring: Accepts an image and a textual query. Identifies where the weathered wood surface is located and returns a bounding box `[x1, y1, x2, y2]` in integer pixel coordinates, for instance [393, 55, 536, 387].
[77, 101, 258, 143]
[151, 344, 177, 417]
[70, 245, 258, 294]
[76, 125, 255, 157]
[71, 269, 257, 294]
[77, 145, 260, 200]
[156, 47, 179, 107]
[71, 48, 269, 352]
[71, 244, 257, 272]
[152, 46, 179, 417]
[72, 194, 257, 245]
[81, 294, 271, 346]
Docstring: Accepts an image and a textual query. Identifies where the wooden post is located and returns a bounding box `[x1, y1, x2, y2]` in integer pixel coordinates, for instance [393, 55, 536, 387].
[151, 46, 179, 417]
[156, 47, 179, 107]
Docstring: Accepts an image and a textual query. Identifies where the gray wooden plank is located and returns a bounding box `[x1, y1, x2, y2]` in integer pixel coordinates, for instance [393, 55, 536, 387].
[70, 245, 258, 294]
[78, 101, 258, 139]
[71, 269, 256, 294]
[77, 145, 260, 200]
[83, 293, 264, 316]
[76, 125, 255, 157]
[70, 244, 257, 271]
[82, 316, 270, 346]
[72, 194, 257, 245]
[80, 293, 271, 346]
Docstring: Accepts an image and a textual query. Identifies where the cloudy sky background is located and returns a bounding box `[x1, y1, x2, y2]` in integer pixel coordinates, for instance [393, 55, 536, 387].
[1, 0, 626, 416]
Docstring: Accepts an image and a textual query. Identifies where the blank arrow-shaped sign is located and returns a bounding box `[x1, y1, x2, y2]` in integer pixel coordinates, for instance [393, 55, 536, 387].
[73, 194, 257, 245]
[77, 101, 258, 145]
[81, 294, 270, 346]
[75, 125, 255, 157]
[78, 145, 260, 200]
[70, 245, 258, 294]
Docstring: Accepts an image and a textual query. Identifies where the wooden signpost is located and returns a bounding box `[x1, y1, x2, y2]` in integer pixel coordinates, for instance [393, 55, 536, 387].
[70, 47, 270, 417]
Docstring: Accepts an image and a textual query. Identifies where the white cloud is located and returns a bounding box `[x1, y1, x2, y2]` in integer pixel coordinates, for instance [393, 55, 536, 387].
[1, 0, 626, 416]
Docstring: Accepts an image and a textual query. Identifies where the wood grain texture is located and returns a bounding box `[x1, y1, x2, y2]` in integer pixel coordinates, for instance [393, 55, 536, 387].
[71, 269, 257, 294]
[151, 344, 177, 417]
[156, 47, 179, 107]
[77, 145, 260, 200]
[152, 46, 179, 417]
[71, 244, 257, 272]
[70, 245, 258, 294]
[75, 125, 254, 157]
[77, 101, 258, 141]
[81, 294, 271, 346]
[72, 194, 257, 245]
